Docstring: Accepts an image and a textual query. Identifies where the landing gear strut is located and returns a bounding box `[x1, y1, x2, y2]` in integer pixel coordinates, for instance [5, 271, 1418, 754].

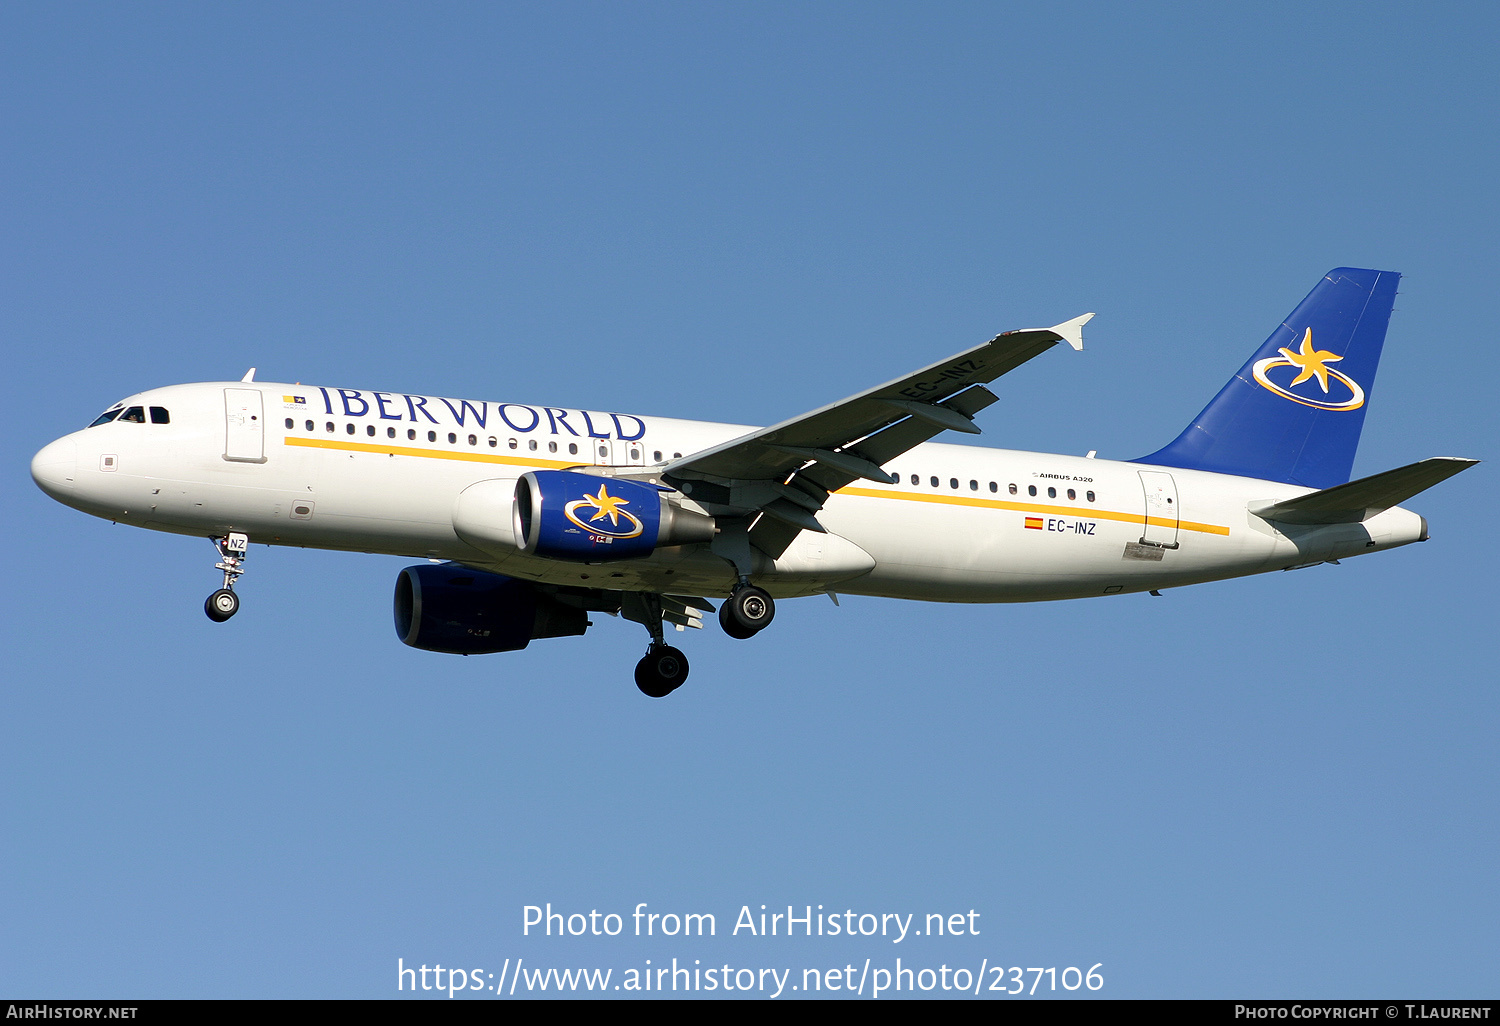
[621, 592, 690, 698]
[204, 532, 249, 622]
[719, 582, 775, 639]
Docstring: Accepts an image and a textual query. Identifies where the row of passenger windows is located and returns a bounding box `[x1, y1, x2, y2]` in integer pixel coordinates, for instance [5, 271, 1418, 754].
[286, 419, 682, 462]
[281, 418, 1092, 500]
[89, 405, 169, 426]
[900, 473, 1096, 503]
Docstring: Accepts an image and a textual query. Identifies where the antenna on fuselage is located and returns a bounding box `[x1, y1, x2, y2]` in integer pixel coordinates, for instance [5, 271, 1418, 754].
[241, 368, 256, 382]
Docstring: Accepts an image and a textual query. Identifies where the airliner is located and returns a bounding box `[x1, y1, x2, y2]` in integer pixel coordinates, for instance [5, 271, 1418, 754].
[30, 268, 1476, 696]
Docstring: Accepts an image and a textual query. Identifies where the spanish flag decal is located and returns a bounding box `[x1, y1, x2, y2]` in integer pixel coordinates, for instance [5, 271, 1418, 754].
[1024, 516, 1044, 530]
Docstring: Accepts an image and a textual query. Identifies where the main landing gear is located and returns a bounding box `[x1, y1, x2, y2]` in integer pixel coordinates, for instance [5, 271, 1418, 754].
[204, 532, 249, 622]
[718, 582, 775, 639]
[619, 581, 773, 697]
[635, 644, 690, 699]
[621, 592, 691, 698]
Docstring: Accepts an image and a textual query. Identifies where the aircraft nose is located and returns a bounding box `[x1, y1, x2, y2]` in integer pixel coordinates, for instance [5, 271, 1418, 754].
[31, 436, 77, 500]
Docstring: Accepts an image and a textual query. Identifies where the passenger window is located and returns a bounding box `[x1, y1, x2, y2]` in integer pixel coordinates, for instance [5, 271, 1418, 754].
[630, 447, 640, 461]
[929, 476, 939, 488]
[910, 474, 919, 485]
[1028, 485, 1037, 496]
[149, 407, 170, 424]
[1047, 486, 1056, 498]
[326, 422, 335, 432]
[548, 441, 558, 453]
[508, 439, 518, 450]
[568, 442, 578, 455]
[528, 439, 538, 451]
[448, 432, 457, 444]
[1067, 488, 1076, 500]
[119, 406, 145, 423]
[654, 450, 663, 462]
[367, 424, 376, 437]
[969, 480, 978, 491]
[598, 444, 608, 458]
[428, 431, 437, 442]
[1087, 490, 1096, 502]
[488, 437, 497, 448]
[950, 478, 959, 489]
[285, 418, 294, 429]
[305, 420, 314, 431]
[672, 453, 681, 459]
[989, 481, 997, 493]
[388, 427, 397, 438]
[88, 407, 123, 427]
[345, 423, 355, 435]
[1009, 483, 1018, 495]
[468, 434, 477, 446]
[408, 429, 416, 440]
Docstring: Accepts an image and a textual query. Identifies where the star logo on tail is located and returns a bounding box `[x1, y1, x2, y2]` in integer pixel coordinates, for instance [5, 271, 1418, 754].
[1251, 327, 1365, 411]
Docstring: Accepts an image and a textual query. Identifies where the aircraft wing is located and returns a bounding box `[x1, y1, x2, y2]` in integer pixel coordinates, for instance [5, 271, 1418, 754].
[662, 313, 1093, 556]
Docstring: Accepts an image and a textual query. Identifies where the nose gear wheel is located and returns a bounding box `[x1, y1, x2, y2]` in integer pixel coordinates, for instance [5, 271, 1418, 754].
[204, 532, 249, 622]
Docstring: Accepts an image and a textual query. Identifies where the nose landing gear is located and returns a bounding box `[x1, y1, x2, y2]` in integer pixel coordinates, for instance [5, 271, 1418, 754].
[204, 532, 249, 622]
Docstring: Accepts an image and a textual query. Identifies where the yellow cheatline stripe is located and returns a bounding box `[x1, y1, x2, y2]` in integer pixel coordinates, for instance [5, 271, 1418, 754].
[283, 435, 1230, 537]
[838, 485, 1230, 536]
[283, 435, 579, 470]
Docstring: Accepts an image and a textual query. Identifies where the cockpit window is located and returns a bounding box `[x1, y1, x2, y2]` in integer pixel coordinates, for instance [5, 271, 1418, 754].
[149, 407, 170, 424]
[88, 407, 123, 427]
[118, 406, 146, 423]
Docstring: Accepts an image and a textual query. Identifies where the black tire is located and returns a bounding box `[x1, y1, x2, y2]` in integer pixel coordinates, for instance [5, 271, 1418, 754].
[718, 600, 757, 639]
[726, 585, 775, 634]
[634, 644, 689, 698]
[205, 588, 239, 622]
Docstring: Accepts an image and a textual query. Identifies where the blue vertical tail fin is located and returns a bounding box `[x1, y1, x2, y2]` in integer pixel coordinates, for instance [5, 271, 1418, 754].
[1134, 267, 1399, 489]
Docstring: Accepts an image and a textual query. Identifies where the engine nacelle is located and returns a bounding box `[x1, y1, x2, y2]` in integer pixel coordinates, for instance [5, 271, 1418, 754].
[513, 470, 715, 561]
[393, 563, 588, 655]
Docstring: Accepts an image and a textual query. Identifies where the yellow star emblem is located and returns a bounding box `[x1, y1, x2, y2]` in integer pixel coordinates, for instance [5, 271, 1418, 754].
[581, 483, 631, 526]
[1278, 328, 1344, 393]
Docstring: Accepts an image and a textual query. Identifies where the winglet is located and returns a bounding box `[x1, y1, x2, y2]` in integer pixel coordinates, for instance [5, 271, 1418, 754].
[1049, 313, 1094, 352]
[241, 368, 257, 382]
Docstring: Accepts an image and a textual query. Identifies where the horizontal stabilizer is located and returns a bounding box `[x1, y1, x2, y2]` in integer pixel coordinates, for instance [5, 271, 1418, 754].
[1249, 457, 1479, 525]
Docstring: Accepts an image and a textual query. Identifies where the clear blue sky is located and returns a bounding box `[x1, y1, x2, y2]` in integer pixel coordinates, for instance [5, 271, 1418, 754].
[3, 2, 1495, 999]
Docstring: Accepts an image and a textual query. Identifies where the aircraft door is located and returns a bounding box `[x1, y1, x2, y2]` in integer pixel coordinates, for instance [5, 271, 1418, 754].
[224, 388, 267, 463]
[590, 438, 646, 466]
[610, 438, 646, 467]
[1138, 470, 1179, 547]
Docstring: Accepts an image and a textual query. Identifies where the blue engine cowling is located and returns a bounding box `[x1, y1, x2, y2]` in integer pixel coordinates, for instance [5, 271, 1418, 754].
[393, 563, 588, 654]
[513, 470, 715, 561]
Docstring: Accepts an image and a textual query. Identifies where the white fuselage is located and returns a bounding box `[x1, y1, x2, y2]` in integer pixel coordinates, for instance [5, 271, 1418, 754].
[31, 380, 1429, 602]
